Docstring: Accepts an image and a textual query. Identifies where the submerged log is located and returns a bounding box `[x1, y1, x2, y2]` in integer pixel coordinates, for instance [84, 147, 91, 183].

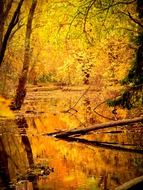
[48, 117, 143, 138]
[115, 175, 143, 190]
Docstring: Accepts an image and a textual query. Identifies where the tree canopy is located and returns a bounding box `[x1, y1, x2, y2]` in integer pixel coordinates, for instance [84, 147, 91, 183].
[0, 0, 142, 110]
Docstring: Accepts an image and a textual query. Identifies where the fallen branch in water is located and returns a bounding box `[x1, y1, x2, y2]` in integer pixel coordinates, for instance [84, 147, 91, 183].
[115, 175, 143, 190]
[63, 86, 90, 113]
[46, 116, 143, 138]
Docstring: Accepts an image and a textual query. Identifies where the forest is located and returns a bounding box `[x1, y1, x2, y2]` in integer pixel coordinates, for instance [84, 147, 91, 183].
[0, 0, 143, 190]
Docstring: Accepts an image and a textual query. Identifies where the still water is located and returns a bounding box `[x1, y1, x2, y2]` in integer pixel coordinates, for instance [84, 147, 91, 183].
[0, 86, 143, 190]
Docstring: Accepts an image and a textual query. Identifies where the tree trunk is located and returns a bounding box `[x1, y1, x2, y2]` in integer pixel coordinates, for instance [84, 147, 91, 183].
[47, 117, 143, 138]
[1, 0, 14, 49]
[10, 0, 37, 110]
[0, 0, 24, 67]
[0, 0, 4, 51]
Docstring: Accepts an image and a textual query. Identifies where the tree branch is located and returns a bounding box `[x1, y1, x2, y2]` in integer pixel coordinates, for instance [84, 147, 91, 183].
[0, 0, 24, 66]
[128, 11, 143, 28]
[98, 0, 136, 12]
[3, 0, 13, 19]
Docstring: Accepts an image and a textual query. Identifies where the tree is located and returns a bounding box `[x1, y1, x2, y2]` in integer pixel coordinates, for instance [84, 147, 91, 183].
[10, 0, 37, 110]
[107, 0, 143, 109]
[0, 0, 4, 51]
[0, 0, 14, 50]
[0, 0, 24, 66]
[72, 0, 142, 109]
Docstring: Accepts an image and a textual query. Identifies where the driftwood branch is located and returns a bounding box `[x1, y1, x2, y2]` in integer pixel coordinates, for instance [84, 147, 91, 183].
[64, 86, 90, 113]
[47, 117, 143, 138]
[115, 175, 143, 190]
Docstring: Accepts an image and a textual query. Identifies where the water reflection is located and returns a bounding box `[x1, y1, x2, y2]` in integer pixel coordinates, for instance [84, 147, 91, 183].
[59, 136, 143, 155]
[23, 88, 143, 189]
[0, 137, 14, 189]
[16, 117, 35, 167]
[0, 116, 53, 190]
[24, 114, 143, 190]
[0, 119, 27, 189]
[83, 97, 96, 125]
[0, 88, 143, 189]
[16, 116, 39, 190]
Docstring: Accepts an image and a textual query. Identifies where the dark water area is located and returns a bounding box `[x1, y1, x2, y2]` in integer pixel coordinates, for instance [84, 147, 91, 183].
[0, 86, 143, 190]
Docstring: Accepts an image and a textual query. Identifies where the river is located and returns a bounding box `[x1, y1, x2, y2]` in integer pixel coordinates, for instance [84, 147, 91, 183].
[0, 85, 143, 190]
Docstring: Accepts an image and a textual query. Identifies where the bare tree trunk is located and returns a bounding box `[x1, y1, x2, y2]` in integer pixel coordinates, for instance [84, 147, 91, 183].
[1, 0, 14, 48]
[46, 117, 143, 138]
[10, 0, 37, 110]
[0, 0, 4, 51]
[0, 0, 24, 66]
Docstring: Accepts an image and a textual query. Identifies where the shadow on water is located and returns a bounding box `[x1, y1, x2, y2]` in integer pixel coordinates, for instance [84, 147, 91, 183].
[15, 116, 53, 189]
[16, 116, 39, 190]
[0, 137, 15, 190]
[58, 136, 143, 155]
[16, 117, 35, 167]
[0, 116, 39, 190]
[0, 115, 53, 190]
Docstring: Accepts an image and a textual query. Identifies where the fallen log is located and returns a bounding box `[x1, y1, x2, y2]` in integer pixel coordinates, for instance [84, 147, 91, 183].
[48, 117, 143, 138]
[115, 175, 143, 190]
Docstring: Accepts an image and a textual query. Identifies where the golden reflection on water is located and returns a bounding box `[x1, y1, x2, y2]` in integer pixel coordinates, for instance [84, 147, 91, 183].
[0, 90, 143, 190]
[25, 111, 143, 190]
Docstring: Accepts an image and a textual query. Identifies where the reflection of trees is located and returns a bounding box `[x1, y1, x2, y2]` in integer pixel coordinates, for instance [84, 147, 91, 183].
[59, 136, 143, 189]
[19, 105, 142, 189]
[16, 116, 39, 190]
[0, 137, 15, 189]
[61, 136, 143, 155]
[83, 97, 96, 125]
[0, 116, 39, 189]
[97, 171, 109, 190]
[63, 93, 97, 127]
[16, 117, 34, 166]
[0, 119, 27, 190]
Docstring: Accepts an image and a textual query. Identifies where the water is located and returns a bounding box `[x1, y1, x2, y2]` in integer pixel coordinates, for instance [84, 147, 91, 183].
[0, 86, 143, 190]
